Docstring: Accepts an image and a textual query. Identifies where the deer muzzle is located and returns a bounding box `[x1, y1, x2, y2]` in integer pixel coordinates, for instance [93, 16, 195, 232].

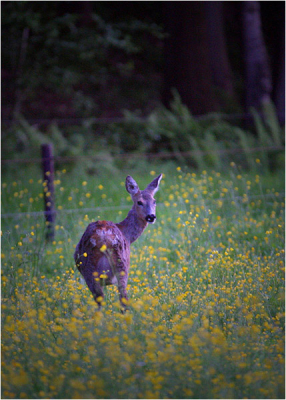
[145, 214, 156, 223]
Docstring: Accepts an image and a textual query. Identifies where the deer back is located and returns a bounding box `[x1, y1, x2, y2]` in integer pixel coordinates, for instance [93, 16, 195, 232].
[74, 221, 130, 284]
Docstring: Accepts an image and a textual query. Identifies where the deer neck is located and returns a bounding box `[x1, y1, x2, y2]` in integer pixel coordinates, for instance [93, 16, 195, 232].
[116, 207, 147, 244]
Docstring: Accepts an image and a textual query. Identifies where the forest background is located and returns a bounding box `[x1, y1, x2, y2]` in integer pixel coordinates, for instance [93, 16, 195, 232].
[1, 0, 285, 172]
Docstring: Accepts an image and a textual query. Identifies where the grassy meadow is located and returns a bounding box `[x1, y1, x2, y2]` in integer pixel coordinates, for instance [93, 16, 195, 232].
[1, 159, 285, 399]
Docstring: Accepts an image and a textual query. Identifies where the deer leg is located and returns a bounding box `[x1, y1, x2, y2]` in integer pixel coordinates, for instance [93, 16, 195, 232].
[80, 267, 104, 309]
[106, 249, 129, 313]
[116, 260, 129, 313]
[119, 288, 129, 314]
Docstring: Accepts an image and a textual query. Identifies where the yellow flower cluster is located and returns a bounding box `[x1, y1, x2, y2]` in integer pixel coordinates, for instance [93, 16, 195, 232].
[1, 166, 284, 398]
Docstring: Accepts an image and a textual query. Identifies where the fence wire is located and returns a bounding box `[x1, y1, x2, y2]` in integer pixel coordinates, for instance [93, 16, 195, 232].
[1, 145, 284, 165]
[2, 192, 285, 220]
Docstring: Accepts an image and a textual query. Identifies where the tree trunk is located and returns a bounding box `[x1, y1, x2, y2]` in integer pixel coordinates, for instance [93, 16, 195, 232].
[242, 1, 272, 111]
[81, 1, 93, 26]
[204, 1, 234, 97]
[162, 1, 218, 115]
[274, 34, 285, 124]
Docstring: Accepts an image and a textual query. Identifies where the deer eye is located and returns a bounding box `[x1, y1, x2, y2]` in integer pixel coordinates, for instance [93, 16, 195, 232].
[137, 201, 143, 206]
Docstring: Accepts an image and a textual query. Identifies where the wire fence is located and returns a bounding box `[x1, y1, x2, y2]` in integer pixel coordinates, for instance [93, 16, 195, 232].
[2, 108, 284, 166]
[2, 140, 284, 237]
[2, 109, 285, 126]
[1, 145, 284, 165]
[0, 112, 271, 127]
[2, 192, 285, 220]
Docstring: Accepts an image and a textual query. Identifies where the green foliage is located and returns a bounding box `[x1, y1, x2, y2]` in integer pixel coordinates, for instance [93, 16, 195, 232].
[112, 94, 284, 171]
[108, 94, 284, 171]
[2, 2, 164, 117]
[253, 100, 283, 147]
[2, 94, 284, 177]
[251, 100, 285, 169]
[2, 115, 120, 176]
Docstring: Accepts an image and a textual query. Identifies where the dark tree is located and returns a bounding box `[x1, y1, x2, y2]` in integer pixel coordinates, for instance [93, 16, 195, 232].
[274, 35, 285, 124]
[2, 1, 284, 122]
[1, 1, 164, 120]
[242, 1, 272, 111]
[162, 1, 218, 115]
[204, 1, 234, 98]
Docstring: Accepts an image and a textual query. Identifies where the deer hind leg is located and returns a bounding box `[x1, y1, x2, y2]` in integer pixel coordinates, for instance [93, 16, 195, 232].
[79, 267, 104, 309]
[104, 251, 128, 312]
[119, 285, 128, 313]
[115, 258, 129, 313]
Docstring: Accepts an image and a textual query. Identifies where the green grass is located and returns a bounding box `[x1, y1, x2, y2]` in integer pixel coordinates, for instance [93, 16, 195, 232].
[1, 160, 285, 399]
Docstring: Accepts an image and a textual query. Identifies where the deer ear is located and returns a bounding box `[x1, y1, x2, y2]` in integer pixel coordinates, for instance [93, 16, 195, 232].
[125, 176, 140, 197]
[145, 174, 162, 195]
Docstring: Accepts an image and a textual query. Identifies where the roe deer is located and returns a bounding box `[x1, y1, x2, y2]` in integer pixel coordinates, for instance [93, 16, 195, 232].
[74, 174, 162, 311]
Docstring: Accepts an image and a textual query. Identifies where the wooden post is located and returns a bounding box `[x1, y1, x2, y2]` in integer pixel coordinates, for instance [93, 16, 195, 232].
[41, 143, 55, 241]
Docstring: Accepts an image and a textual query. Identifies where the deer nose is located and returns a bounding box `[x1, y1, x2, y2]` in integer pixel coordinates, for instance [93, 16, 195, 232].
[146, 214, 156, 223]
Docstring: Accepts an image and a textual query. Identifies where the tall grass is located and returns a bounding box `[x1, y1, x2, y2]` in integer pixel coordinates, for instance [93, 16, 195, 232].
[1, 162, 285, 399]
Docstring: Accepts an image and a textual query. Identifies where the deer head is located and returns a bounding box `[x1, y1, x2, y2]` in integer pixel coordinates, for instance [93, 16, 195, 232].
[126, 174, 162, 224]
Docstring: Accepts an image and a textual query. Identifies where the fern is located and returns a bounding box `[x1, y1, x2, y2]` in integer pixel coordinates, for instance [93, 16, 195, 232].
[251, 100, 284, 148]
[188, 136, 206, 170]
[261, 100, 283, 147]
[201, 132, 221, 169]
[234, 127, 258, 170]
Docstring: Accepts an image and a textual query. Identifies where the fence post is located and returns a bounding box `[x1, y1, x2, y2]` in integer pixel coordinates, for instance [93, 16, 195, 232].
[41, 143, 55, 241]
